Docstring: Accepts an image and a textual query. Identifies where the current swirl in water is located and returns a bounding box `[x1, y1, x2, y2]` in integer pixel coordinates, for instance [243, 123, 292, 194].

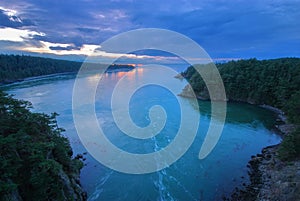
[72, 28, 226, 174]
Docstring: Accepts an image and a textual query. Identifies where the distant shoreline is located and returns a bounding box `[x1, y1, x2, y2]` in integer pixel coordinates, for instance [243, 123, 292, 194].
[0, 71, 77, 86]
[0, 54, 135, 85]
[0, 66, 135, 87]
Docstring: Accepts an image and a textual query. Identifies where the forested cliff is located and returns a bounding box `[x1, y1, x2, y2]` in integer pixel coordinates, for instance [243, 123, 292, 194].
[180, 58, 300, 160]
[0, 91, 87, 201]
[180, 58, 300, 200]
[181, 58, 300, 124]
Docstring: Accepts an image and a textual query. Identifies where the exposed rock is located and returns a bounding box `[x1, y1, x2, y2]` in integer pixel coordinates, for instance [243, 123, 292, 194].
[228, 105, 299, 201]
[223, 143, 299, 201]
[2, 183, 23, 201]
[174, 73, 184, 79]
[256, 147, 300, 201]
[276, 124, 298, 135]
[58, 168, 87, 201]
[177, 85, 197, 98]
[229, 143, 300, 201]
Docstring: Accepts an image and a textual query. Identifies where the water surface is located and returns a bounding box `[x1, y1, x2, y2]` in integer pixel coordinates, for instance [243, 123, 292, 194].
[4, 67, 281, 201]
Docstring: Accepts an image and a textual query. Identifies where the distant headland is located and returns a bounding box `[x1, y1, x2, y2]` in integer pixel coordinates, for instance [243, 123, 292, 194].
[0, 54, 135, 85]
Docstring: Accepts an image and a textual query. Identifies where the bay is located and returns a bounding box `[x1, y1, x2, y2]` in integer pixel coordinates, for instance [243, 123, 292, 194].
[4, 66, 281, 201]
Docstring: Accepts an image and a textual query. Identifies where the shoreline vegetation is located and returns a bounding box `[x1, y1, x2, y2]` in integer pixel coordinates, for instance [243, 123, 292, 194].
[178, 58, 300, 200]
[0, 54, 135, 85]
[0, 91, 87, 201]
[0, 54, 299, 200]
[0, 54, 135, 201]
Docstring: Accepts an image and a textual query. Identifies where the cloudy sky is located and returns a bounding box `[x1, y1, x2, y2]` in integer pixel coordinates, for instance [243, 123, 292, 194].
[0, 0, 299, 62]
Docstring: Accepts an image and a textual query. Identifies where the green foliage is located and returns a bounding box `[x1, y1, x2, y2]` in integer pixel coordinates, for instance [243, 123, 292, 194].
[182, 58, 300, 122]
[278, 128, 300, 161]
[0, 54, 82, 83]
[182, 58, 300, 161]
[0, 90, 83, 200]
[0, 54, 135, 84]
[285, 91, 300, 124]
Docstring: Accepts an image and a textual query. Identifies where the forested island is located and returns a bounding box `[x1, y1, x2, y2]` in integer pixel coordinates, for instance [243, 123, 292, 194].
[179, 58, 300, 200]
[0, 54, 135, 84]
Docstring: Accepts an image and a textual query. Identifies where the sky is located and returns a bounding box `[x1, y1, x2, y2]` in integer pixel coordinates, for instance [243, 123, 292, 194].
[0, 0, 299, 63]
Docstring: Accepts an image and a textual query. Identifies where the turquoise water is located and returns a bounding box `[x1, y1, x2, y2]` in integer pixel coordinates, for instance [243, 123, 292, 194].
[4, 67, 281, 201]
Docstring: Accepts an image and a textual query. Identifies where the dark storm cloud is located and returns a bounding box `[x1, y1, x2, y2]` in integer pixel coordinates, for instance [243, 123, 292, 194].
[49, 45, 80, 51]
[0, 0, 299, 59]
[0, 0, 136, 49]
[0, 8, 34, 28]
[127, 0, 300, 58]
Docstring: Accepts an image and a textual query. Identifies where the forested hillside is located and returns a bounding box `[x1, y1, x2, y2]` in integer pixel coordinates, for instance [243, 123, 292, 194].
[0, 55, 82, 83]
[0, 54, 135, 84]
[181, 58, 300, 124]
[181, 58, 300, 160]
[0, 91, 86, 201]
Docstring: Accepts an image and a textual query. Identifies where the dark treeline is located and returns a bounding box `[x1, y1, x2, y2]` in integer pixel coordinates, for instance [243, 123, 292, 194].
[182, 58, 300, 123]
[0, 54, 135, 84]
[0, 55, 82, 83]
[0, 91, 86, 200]
[0, 55, 135, 200]
[181, 58, 300, 160]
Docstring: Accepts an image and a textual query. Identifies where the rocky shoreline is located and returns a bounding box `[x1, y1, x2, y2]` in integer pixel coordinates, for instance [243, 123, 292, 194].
[229, 144, 300, 201]
[177, 85, 300, 201]
[3, 154, 87, 201]
[228, 106, 299, 201]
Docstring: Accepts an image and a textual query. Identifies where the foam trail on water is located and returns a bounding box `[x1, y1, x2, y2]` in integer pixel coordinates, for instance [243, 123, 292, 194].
[88, 171, 114, 201]
[152, 136, 177, 201]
